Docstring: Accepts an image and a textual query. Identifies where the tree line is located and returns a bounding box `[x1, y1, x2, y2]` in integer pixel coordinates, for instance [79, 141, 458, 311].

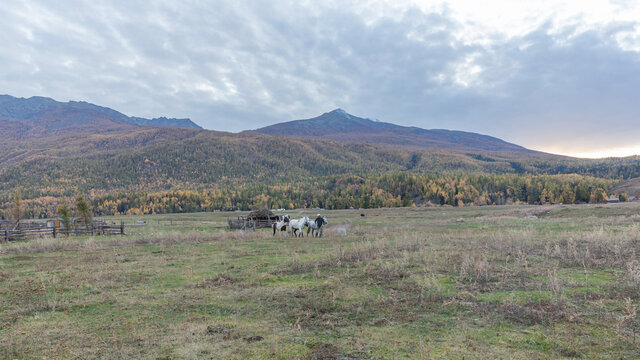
[2, 190, 92, 228]
[0, 172, 623, 219]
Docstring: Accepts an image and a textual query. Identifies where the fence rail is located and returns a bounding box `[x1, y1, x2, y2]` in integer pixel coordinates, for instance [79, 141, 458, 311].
[227, 218, 276, 230]
[2, 222, 125, 242]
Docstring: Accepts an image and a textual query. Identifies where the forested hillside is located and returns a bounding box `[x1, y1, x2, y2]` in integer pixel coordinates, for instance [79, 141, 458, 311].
[1, 98, 639, 218]
[0, 126, 637, 218]
[1, 127, 638, 200]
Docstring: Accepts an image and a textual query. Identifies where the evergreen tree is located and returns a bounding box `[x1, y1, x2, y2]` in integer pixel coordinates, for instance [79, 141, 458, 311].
[57, 198, 72, 236]
[76, 196, 92, 228]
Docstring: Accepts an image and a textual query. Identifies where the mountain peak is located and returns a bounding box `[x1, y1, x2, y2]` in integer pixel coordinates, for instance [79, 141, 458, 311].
[255, 109, 534, 153]
[324, 108, 357, 121]
[328, 108, 349, 116]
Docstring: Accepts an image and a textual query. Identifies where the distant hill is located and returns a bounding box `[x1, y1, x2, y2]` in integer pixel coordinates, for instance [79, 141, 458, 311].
[255, 109, 535, 153]
[611, 176, 640, 197]
[0, 95, 201, 139]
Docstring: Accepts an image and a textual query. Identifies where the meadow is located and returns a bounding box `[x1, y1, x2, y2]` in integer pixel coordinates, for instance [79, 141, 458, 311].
[1, 204, 640, 359]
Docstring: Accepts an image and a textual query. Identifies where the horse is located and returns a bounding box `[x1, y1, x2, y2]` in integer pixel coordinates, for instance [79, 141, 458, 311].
[289, 216, 310, 237]
[272, 215, 290, 236]
[307, 216, 327, 237]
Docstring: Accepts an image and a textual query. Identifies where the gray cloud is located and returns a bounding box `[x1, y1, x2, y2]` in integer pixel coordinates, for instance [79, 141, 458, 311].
[0, 1, 639, 155]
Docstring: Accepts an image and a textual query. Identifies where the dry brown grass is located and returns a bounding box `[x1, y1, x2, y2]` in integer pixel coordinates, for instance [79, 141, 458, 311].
[0, 230, 255, 255]
[3, 205, 640, 358]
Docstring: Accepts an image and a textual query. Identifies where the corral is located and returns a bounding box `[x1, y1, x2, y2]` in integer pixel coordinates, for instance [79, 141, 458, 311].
[0, 220, 125, 242]
[1, 204, 640, 359]
[227, 208, 280, 230]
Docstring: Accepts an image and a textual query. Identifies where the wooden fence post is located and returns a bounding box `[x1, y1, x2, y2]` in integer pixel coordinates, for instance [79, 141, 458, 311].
[4, 230, 7, 242]
[52, 226, 56, 238]
[121, 221, 125, 235]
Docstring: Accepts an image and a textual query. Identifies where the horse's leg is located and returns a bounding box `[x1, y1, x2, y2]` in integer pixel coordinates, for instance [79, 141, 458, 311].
[273, 224, 276, 236]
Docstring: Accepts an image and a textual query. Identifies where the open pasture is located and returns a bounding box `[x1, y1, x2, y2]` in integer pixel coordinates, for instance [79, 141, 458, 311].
[2, 204, 640, 359]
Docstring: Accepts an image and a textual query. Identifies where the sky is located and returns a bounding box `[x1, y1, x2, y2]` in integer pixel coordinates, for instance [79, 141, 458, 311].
[1, 0, 639, 158]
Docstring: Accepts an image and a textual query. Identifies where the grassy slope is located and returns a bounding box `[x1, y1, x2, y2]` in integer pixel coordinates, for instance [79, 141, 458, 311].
[612, 177, 640, 197]
[2, 204, 640, 358]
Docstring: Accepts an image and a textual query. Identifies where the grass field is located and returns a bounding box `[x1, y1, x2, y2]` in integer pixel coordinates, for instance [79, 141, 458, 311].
[2, 204, 640, 359]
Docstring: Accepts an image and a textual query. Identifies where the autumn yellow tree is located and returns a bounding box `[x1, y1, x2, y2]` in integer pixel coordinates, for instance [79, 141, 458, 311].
[11, 189, 24, 226]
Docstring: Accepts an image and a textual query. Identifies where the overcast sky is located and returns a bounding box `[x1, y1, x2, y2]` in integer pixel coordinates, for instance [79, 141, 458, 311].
[1, 0, 639, 157]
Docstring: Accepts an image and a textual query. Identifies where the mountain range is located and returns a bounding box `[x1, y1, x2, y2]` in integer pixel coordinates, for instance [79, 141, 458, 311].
[255, 109, 534, 153]
[2, 95, 532, 154]
[0, 95, 201, 140]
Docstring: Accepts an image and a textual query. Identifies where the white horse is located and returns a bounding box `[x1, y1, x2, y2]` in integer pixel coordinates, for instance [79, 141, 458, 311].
[272, 215, 290, 236]
[307, 216, 327, 237]
[289, 216, 310, 237]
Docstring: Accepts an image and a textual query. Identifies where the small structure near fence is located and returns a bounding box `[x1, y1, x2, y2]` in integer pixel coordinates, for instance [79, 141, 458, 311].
[1, 219, 125, 242]
[228, 209, 280, 230]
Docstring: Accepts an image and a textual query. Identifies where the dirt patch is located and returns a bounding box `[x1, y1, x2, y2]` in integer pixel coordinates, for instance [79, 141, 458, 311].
[194, 273, 241, 288]
[0, 271, 13, 282]
[244, 335, 263, 343]
[362, 262, 410, 284]
[205, 324, 241, 340]
[476, 300, 578, 326]
[306, 343, 341, 360]
[206, 325, 231, 335]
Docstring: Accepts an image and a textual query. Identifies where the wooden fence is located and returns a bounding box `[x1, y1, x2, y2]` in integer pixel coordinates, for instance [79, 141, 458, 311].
[227, 217, 277, 230]
[1, 221, 125, 242]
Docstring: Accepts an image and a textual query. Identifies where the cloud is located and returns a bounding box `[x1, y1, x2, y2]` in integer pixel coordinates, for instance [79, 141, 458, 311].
[0, 0, 639, 155]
